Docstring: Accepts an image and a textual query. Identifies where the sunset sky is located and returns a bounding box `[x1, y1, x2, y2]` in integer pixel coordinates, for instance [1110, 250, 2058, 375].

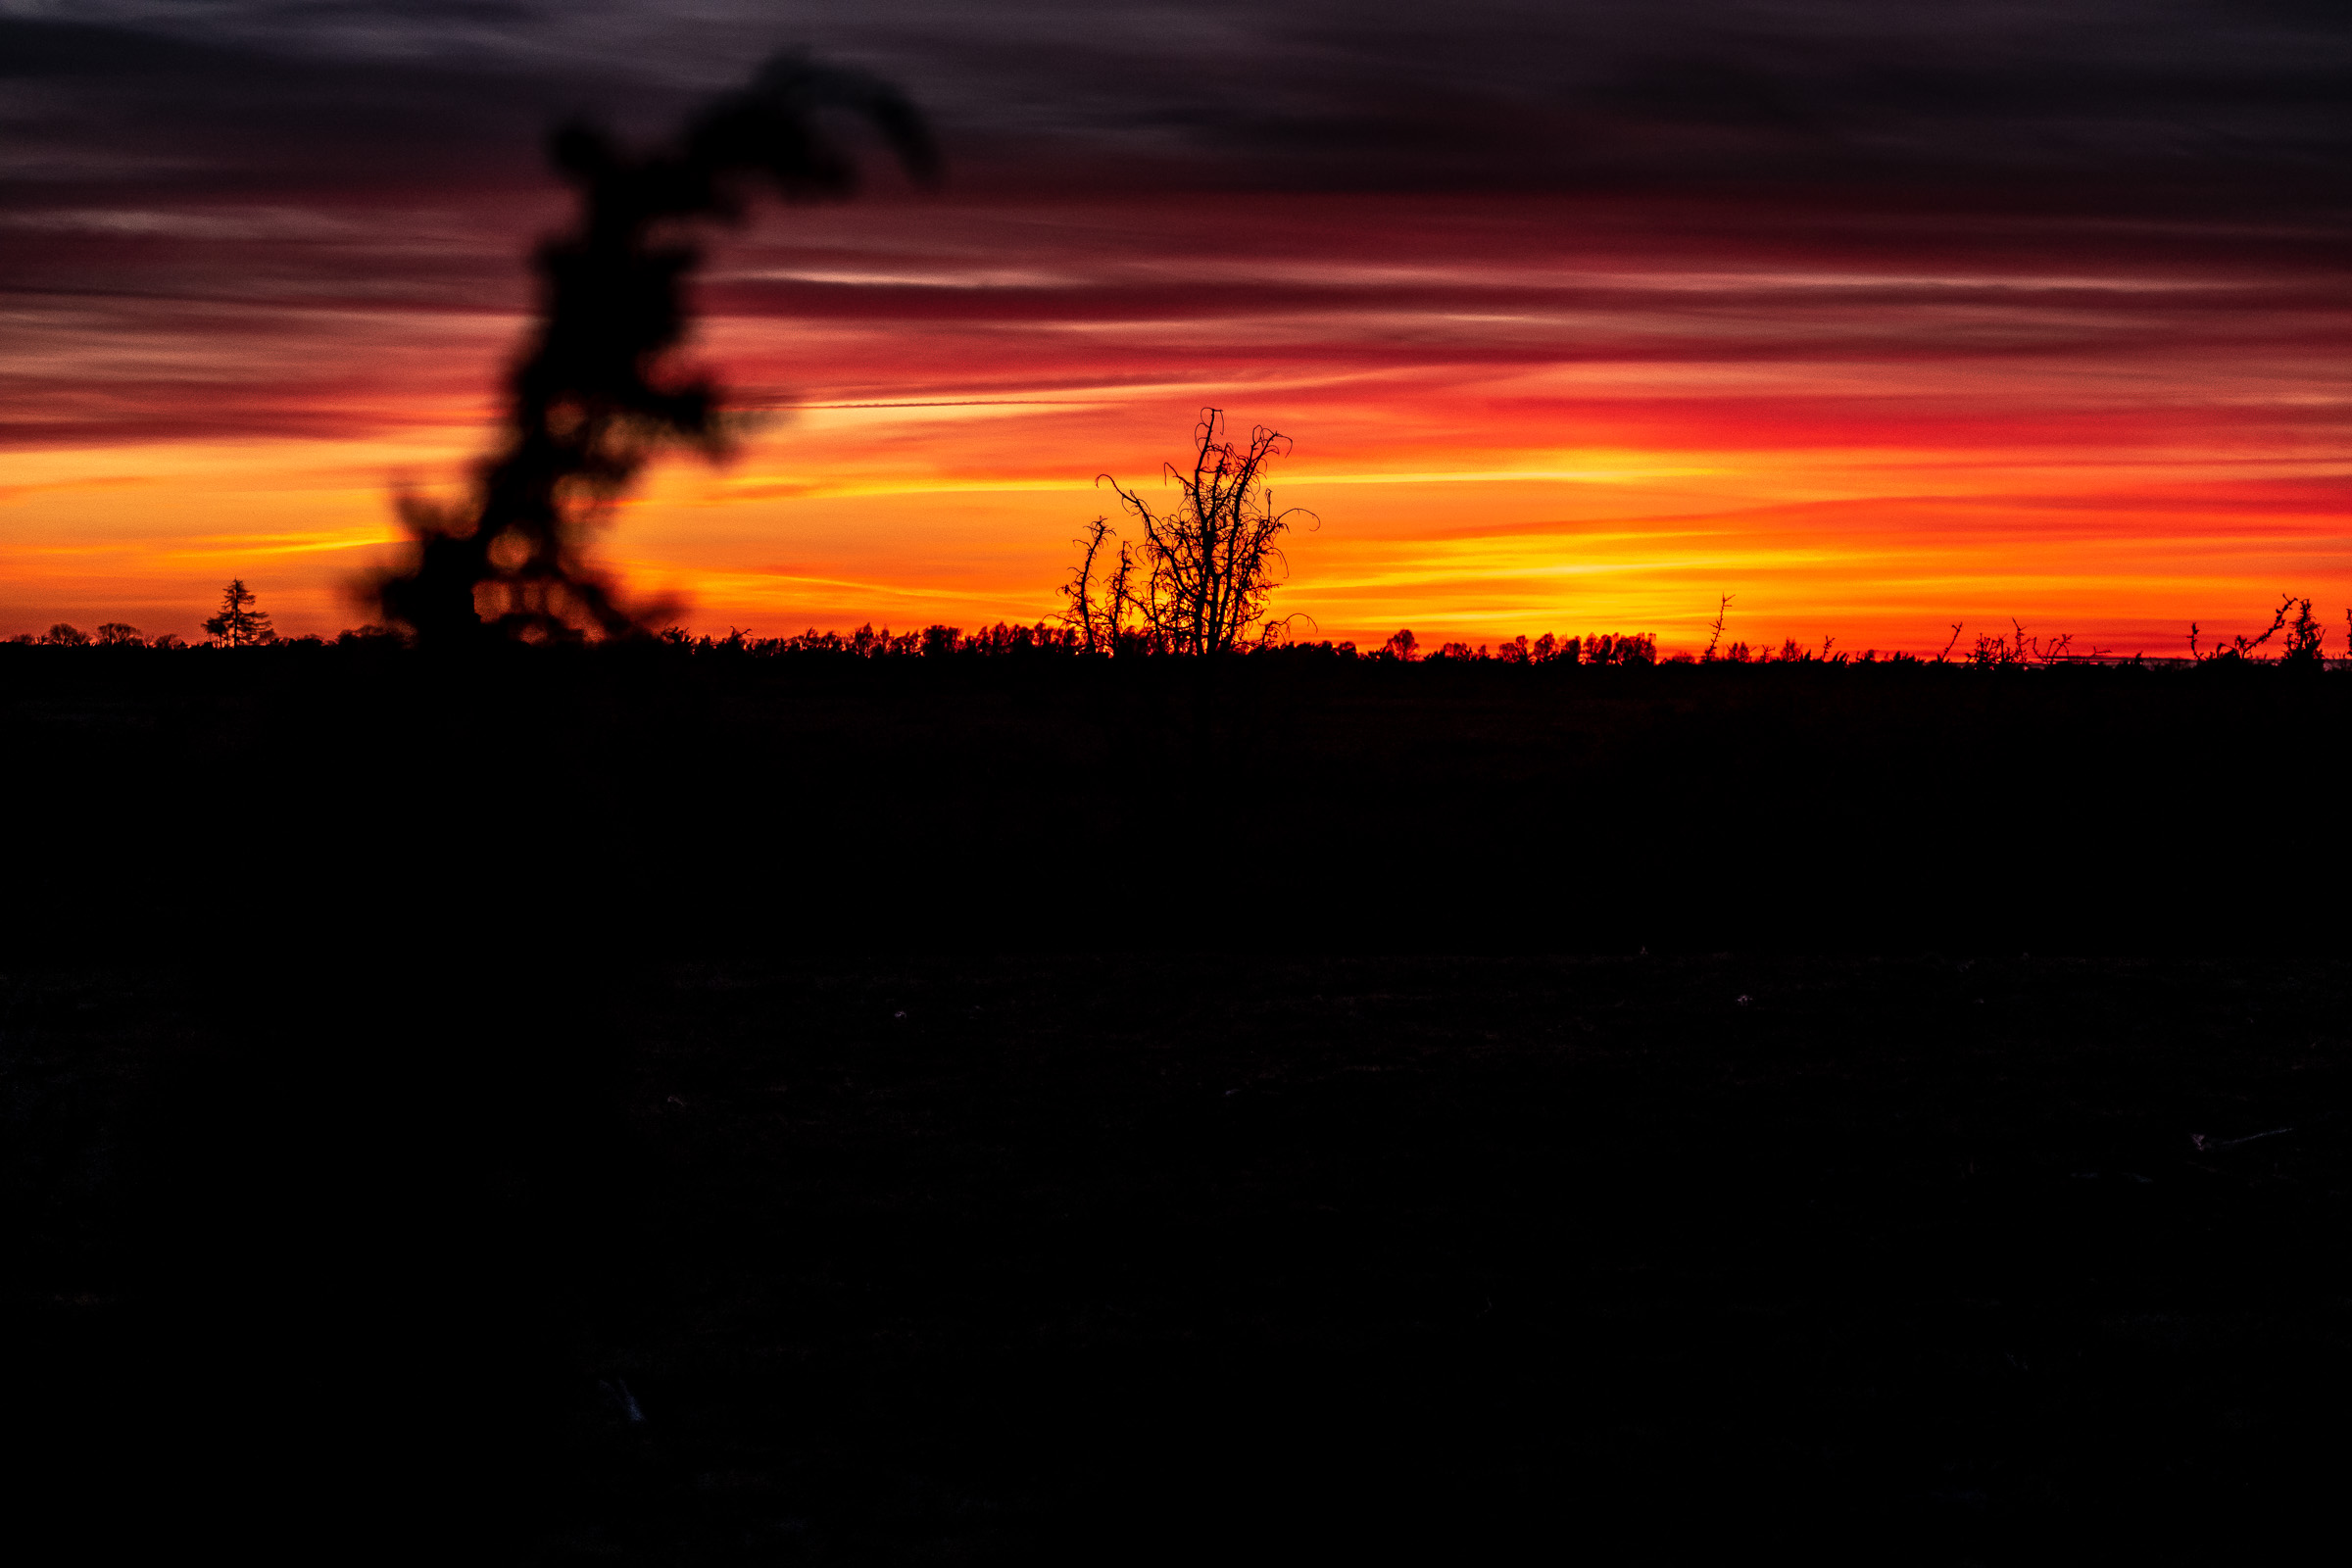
[3, 1, 2346, 652]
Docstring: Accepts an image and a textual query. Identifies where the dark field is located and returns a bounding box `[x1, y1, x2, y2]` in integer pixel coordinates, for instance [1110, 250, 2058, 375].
[6, 652, 2350, 1560]
[8, 644, 2352, 950]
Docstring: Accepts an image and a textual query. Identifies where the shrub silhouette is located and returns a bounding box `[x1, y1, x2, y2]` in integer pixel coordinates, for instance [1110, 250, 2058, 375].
[2281, 598, 2325, 665]
[1962, 619, 2070, 667]
[366, 55, 936, 645]
[2190, 594, 2305, 663]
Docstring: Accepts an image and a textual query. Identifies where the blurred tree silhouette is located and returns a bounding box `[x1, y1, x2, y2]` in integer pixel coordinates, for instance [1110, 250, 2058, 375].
[39, 623, 88, 647]
[94, 622, 143, 646]
[203, 581, 274, 647]
[367, 53, 936, 645]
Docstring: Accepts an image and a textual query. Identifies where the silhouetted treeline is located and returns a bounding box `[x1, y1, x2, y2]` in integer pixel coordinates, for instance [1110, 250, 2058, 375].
[7, 618, 2328, 669]
[0, 621, 1698, 662]
[10, 619, 1672, 661]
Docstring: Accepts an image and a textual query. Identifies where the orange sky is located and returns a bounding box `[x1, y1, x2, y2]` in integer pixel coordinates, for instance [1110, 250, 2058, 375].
[5, 186, 2347, 656]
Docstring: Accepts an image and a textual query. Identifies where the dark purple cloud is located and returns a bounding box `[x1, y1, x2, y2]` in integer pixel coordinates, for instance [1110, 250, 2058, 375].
[2, 1, 2345, 449]
[7, 3, 2347, 202]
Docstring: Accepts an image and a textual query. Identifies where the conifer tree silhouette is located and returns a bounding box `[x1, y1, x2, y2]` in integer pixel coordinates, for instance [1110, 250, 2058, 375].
[203, 580, 274, 647]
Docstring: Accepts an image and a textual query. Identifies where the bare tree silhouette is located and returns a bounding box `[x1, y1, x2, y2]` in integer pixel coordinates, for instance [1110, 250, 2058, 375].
[1059, 514, 1140, 654]
[368, 54, 937, 645]
[95, 622, 143, 646]
[1702, 594, 1734, 662]
[1092, 410, 1314, 656]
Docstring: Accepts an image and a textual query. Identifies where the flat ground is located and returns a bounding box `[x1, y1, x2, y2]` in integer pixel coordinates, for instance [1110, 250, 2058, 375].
[9, 651, 2348, 1557]
[9, 646, 2352, 950]
[10, 952, 2349, 1561]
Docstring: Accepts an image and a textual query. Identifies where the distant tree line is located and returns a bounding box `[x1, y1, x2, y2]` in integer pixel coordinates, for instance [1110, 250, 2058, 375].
[11, 580, 297, 651]
[1405, 631, 1660, 665]
[18, 621, 160, 648]
[20, 611, 2346, 669]
[648, 621, 1676, 662]
[13, 575, 2345, 671]
[9, 624, 397, 651]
